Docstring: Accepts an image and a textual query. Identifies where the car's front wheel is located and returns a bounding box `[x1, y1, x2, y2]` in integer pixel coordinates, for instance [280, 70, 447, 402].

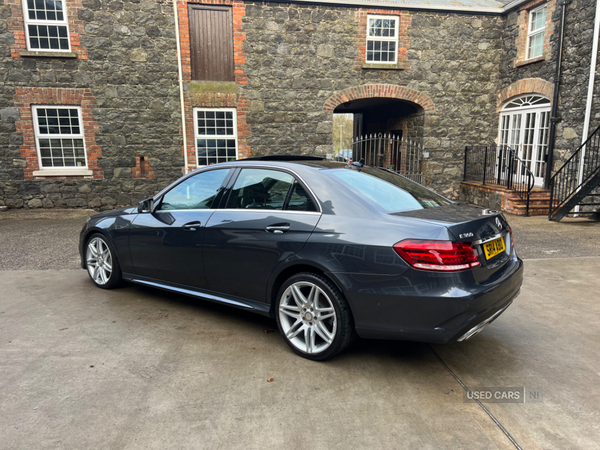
[85, 233, 122, 289]
[276, 273, 355, 361]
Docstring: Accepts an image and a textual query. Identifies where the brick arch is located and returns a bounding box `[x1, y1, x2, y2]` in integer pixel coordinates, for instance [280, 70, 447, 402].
[323, 84, 435, 112]
[497, 78, 554, 110]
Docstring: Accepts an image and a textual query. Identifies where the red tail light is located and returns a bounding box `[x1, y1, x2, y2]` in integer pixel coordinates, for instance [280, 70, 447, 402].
[393, 239, 480, 272]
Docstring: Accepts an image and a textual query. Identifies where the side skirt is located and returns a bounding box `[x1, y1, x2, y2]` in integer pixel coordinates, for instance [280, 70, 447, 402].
[122, 273, 271, 316]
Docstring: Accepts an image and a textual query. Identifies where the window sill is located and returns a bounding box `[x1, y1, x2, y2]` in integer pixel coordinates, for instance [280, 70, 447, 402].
[361, 62, 406, 70]
[19, 50, 78, 59]
[515, 56, 545, 67]
[33, 169, 93, 177]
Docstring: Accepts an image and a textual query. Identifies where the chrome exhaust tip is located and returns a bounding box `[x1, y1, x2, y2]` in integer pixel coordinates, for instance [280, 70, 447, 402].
[457, 307, 508, 342]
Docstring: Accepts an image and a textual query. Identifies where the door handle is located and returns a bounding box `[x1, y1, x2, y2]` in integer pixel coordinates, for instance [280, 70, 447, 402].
[266, 224, 290, 234]
[182, 221, 201, 231]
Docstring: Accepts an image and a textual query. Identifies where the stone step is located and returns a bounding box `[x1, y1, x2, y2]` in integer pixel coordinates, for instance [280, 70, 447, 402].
[505, 203, 551, 216]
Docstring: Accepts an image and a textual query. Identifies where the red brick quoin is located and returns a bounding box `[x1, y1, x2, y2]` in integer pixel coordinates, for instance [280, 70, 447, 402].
[6, 0, 88, 59]
[355, 9, 412, 70]
[177, 0, 250, 171]
[132, 156, 155, 179]
[14, 88, 103, 180]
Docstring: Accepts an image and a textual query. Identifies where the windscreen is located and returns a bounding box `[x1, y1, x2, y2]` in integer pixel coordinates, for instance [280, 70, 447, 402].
[329, 167, 451, 213]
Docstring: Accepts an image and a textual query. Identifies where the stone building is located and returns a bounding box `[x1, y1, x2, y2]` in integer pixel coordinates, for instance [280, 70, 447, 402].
[0, 0, 598, 211]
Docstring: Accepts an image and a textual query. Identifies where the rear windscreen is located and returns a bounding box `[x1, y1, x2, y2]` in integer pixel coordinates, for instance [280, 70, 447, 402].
[328, 167, 451, 212]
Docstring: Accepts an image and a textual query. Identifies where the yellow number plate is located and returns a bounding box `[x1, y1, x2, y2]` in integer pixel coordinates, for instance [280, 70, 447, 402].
[483, 237, 506, 260]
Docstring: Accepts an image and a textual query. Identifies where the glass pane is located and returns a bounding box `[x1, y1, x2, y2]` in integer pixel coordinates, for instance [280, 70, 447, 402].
[226, 169, 294, 210]
[158, 169, 231, 211]
[330, 168, 450, 212]
[528, 32, 544, 59]
[530, 7, 546, 32]
[286, 182, 317, 212]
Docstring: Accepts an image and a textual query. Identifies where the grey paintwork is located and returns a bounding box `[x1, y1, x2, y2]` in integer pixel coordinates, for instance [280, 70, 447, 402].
[79, 160, 523, 343]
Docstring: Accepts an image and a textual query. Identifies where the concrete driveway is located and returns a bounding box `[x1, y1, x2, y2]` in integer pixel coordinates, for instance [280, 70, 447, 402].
[1, 209, 599, 449]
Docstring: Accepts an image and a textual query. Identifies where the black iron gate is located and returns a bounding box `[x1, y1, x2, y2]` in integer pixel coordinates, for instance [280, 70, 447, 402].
[351, 133, 423, 183]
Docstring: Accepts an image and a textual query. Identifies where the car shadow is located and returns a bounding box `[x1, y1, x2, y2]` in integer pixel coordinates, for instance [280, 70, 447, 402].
[111, 281, 520, 374]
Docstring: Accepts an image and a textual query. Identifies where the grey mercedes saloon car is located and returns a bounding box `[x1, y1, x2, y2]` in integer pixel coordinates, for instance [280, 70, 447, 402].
[79, 156, 523, 360]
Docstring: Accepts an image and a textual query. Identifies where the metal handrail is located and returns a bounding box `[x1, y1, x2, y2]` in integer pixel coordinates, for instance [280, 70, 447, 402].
[464, 145, 535, 216]
[548, 123, 600, 217]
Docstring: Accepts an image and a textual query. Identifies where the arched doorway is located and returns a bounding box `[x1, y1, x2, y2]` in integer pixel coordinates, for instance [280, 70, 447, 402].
[498, 94, 551, 187]
[324, 85, 434, 182]
[324, 85, 435, 141]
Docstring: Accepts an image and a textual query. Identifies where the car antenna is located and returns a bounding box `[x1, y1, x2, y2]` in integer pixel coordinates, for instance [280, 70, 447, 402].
[347, 158, 364, 172]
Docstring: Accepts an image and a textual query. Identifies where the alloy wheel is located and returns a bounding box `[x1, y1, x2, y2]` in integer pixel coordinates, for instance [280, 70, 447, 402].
[86, 237, 113, 286]
[278, 281, 337, 354]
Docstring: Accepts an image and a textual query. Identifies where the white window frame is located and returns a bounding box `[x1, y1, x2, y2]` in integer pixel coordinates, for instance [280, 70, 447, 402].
[366, 15, 399, 65]
[32, 105, 88, 170]
[22, 0, 71, 52]
[193, 107, 238, 167]
[527, 4, 547, 60]
[498, 95, 551, 187]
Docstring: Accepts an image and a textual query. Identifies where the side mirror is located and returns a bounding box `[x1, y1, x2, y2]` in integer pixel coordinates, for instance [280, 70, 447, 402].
[138, 198, 155, 213]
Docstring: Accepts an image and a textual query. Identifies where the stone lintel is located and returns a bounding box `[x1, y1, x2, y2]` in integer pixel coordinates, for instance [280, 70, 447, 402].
[186, 81, 240, 94]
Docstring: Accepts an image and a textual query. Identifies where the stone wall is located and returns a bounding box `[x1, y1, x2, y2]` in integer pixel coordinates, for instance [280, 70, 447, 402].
[500, 0, 600, 166]
[0, 0, 182, 209]
[4, 0, 595, 210]
[459, 182, 504, 211]
[240, 3, 505, 198]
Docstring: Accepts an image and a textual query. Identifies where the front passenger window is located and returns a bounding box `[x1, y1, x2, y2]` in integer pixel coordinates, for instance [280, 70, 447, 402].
[226, 168, 294, 210]
[159, 169, 230, 210]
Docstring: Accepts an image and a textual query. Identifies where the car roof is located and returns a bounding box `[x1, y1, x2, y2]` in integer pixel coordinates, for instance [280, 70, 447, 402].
[195, 158, 349, 174]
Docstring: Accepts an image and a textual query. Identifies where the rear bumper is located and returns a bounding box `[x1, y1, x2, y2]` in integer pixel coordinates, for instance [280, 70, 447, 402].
[337, 255, 523, 343]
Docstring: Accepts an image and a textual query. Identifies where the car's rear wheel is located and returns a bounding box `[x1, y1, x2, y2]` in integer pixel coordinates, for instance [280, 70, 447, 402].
[276, 273, 355, 361]
[85, 233, 122, 289]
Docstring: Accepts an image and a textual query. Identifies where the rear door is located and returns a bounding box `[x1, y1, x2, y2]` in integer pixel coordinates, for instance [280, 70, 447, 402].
[203, 167, 321, 302]
[129, 168, 232, 287]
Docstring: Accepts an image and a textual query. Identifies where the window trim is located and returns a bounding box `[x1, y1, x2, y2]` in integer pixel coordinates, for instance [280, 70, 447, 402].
[193, 107, 238, 167]
[22, 0, 72, 53]
[365, 14, 399, 65]
[526, 4, 546, 61]
[32, 105, 88, 171]
[497, 94, 551, 186]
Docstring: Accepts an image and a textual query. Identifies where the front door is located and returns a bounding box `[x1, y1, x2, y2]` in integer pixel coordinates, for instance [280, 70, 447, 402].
[498, 95, 551, 187]
[203, 167, 321, 303]
[129, 168, 232, 287]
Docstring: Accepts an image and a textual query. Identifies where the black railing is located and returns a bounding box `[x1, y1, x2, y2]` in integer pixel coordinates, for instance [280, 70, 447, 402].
[549, 123, 600, 218]
[464, 145, 535, 216]
[351, 133, 423, 183]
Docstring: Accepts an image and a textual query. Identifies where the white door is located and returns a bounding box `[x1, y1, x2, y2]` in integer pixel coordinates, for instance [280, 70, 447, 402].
[498, 95, 551, 187]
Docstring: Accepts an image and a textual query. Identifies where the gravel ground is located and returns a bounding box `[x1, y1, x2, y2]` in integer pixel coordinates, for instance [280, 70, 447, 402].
[0, 208, 599, 271]
[506, 213, 600, 260]
[0, 209, 93, 270]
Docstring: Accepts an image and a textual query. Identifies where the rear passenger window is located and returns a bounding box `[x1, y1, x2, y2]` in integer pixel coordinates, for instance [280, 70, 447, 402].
[226, 169, 294, 210]
[286, 182, 317, 212]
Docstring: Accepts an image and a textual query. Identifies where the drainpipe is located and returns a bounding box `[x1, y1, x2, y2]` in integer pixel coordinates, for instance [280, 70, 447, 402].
[544, 0, 567, 190]
[173, 0, 189, 174]
[573, 0, 600, 215]
[578, 0, 600, 185]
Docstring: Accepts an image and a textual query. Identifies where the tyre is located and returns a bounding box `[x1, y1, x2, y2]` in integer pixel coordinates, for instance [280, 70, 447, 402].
[85, 233, 122, 289]
[275, 272, 356, 361]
